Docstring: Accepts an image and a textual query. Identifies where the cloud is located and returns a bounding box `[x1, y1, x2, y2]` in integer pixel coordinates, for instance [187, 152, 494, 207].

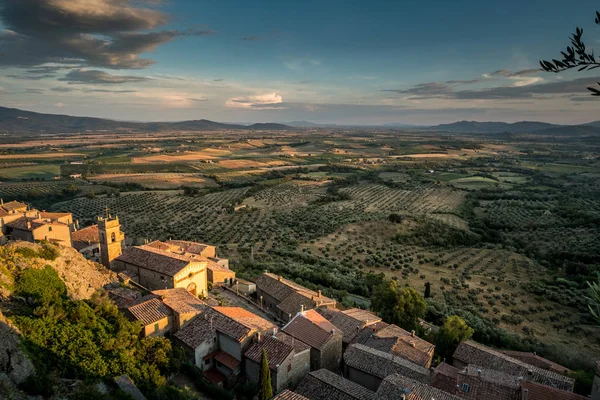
[188, 97, 208, 102]
[54, 102, 65, 108]
[0, 0, 213, 69]
[490, 69, 539, 77]
[226, 92, 284, 109]
[7, 74, 55, 80]
[24, 88, 44, 94]
[213, 78, 224, 82]
[386, 74, 598, 101]
[58, 69, 151, 84]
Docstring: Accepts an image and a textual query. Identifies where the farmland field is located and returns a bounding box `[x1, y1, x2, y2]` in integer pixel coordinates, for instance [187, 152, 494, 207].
[0, 127, 597, 371]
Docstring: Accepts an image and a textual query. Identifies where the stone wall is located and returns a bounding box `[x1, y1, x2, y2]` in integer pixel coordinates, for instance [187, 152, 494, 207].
[319, 331, 343, 372]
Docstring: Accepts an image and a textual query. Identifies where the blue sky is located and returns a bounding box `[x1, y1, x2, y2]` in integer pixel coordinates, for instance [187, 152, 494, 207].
[0, 0, 599, 124]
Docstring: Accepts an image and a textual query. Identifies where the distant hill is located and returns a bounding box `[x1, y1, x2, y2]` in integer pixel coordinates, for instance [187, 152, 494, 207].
[430, 120, 560, 133]
[0, 106, 292, 134]
[533, 125, 600, 136]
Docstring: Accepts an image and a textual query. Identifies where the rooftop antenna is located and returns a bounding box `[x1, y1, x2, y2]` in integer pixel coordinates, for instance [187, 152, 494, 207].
[105, 207, 110, 219]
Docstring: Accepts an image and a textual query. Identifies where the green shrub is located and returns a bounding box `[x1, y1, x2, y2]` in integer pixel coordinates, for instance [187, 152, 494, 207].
[14, 265, 66, 305]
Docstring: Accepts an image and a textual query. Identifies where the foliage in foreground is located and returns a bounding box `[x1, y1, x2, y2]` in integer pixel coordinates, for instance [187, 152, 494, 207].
[435, 315, 474, 361]
[371, 278, 427, 332]
[11, 267, 177, 398]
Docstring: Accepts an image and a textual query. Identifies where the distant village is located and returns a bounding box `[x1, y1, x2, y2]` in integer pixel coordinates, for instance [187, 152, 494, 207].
[0, 198, 596, 400]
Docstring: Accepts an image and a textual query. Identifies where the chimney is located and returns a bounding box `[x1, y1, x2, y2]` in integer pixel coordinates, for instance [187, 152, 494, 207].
[411, 330, 415, 337]
[318, 290, 322, 298]
[26, 220, 31, 230]
[522, 389, 528, 400]
[278, 275, 282, 282]
[257, 332, 261, 342]
[1, 199, 3, 205]
[300, 304, 305, 313]
[477, 368, 482, 377]
[409, 340, 416, 348]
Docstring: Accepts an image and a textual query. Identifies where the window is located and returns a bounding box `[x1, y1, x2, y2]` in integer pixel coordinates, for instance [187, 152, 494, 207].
[204, 359, 211, 366]
[48, 226, 52, 232]
[287, 364, 292, 372]
[462, 383, 469, 393]
[154, 323, 159, 332]
[111, 232, 116, 243]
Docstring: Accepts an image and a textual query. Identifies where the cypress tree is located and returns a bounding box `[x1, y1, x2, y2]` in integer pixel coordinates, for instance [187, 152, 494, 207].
[424, 282, 431, 298]
[259, 348, 273, 400]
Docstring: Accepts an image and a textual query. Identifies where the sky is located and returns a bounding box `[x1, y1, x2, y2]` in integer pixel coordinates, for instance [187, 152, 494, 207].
[0, 0, 599, 125]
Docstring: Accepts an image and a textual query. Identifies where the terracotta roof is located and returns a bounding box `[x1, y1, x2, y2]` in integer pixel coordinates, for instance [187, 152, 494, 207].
[499, 350, 572, 374]
[277, 291, 320, 316]
[127, 297, 172, 326]
[351, 321, 389, 346]
[1, 200, 27, 212]
[39, 212, 71, 219]
[431, 362, 460, 394]
[71, 225, 99, 250]
[343, 343, 430, 383]
[282, 310, 340, 350]
[173, 310, 216, 349]
[521, 381, 588, 400]
[377, 374, 462, 400]
[174, 306, 275, 348]
[295, 369, 375, 400]
[453, 341, 574, 391]
[206, 259, 233, 273]
[461, 364, 522, 388]
[6, 217, 68, 231]
[214, 350, 240, 370]
[357, 324, 434, 367]
[272, 390, 310, 400]
[244, 335, 294, 370]
[115, 244, 201, 276]
[152, 288, 206, 315]
[274, 331, 311, 353]
[166, 239, 210, 255]
[107, 287, 142, 309]
[256, 273, 336, 310]
[318, 308, 379, 344]
[212, 306, 276, 332]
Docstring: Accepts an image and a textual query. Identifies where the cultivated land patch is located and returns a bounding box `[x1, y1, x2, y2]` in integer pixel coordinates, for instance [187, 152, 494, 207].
[0, 152, 85, 160]
[0, 164, 60, 180]
[88, 173, 219, 189]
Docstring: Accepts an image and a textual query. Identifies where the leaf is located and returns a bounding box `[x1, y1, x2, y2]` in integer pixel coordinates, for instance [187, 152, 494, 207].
[578, 65, 588, 71]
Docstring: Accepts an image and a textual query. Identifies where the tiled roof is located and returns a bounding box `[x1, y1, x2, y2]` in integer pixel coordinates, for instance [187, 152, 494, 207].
[357, 323, 434, 367]
[277, 291, 319, 316]
[431, 362, 460, 394]
[282, 310, 339, 350]
[152, 288, 206, 314]
[499, 350, 572, 374]
[244, 335, 294, 370]
[521, 381, 589, 400]
[115, 244, 197, 276]
[1, 200, 27, 212]
[274, 331, 311, 353]
[206, 259, 233, 273]
[174, 306, 275, 348]
[107, 287, 142, 309]
[377, 374, 462, 400]
[343, 343, 430, 383]
[318, 308, 381, 344]
[214, 350, 240, 370]
[71, 225, 99, 250]
[127, 297, 172, 326]
[212, 306, 276, 332]
[453, 341, 574, 391]
[295, 369, 375, 400]
[6, 217, 67, 231]
[351, 321, 389, 345]
[272, 390, 310, 400]
[461, 364, 521, 388]
[256, 273, 336, 309]
[173, 309, 216, 349]
[39, 212, 71, 219]
[165, 239, 210, 255]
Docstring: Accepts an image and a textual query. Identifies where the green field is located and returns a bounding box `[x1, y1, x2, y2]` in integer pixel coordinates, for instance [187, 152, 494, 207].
[0, 164, 60, 180]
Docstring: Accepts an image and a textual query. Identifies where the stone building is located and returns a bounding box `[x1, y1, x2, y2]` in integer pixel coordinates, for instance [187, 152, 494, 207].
[207, 259, 236, 286]
[499, 350, 572, 375]
[244, 332, 311, 394]
[152, 288, 206, 331]
[351, 323, 435, 368]
[272, 390, 309, 400]
[452, 341, 575, 392]
[343, 343, 430, 392]
[71, 224, 100, 261]
[112, 240, 208, 297]
[256, 273, 336, 322]
[98, 215, 124, 267]
[294, 369, 375, 400]
[376, 374, 462, 400]
[281, 309, 343, 372]
[126, 296, 173, 337]
[317, 308, 381, 348]
[174, 306, 277, 385]
[4, 212, 73, 246]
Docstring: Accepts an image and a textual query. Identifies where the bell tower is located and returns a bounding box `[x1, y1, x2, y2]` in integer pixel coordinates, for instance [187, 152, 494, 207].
[98, 209, 124, 268]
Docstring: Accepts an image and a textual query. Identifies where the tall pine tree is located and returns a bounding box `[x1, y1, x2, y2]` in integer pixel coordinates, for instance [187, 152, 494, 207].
[259, 348, 273, 400]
